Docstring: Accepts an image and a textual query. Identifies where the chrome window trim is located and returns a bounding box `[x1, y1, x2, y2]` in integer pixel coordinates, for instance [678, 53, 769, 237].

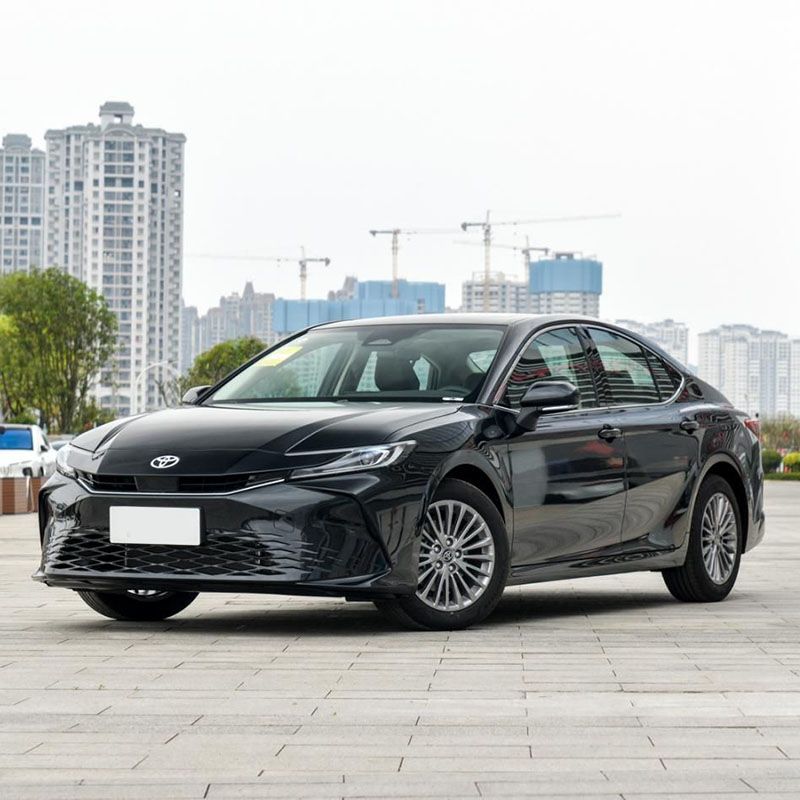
[490, 322, 685, 414]
[76, 476, 285, 497]
[582, 324, 686, 409]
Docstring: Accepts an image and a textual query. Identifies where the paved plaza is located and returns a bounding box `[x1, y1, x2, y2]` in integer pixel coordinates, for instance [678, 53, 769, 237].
[0, 483, 799, 799]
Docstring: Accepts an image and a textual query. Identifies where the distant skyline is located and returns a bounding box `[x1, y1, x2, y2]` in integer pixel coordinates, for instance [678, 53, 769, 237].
[4, 0, 799, 356]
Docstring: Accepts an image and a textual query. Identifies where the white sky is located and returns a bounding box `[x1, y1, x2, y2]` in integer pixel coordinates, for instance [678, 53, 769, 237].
[4, 1, 800, 361]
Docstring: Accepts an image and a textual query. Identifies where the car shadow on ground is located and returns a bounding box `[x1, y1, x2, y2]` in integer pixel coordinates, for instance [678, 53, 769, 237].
[56, 587, 682, 636]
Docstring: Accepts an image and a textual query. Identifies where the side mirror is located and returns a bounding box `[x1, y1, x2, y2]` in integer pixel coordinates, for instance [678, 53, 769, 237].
[181, 385, 211, 405]
[40, 444, 48, 453]
[516, 380, 579, 430]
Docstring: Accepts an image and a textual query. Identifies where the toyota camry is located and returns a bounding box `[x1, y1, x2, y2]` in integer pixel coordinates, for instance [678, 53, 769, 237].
[34, 315, 765, 630]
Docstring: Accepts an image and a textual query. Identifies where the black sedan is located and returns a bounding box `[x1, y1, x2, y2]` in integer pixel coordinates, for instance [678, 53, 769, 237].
[35, 315, 765, 630]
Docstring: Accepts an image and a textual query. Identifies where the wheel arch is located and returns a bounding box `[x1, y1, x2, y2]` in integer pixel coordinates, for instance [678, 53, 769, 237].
[694, 455, 750, 551]
[441, 463, 507, 524]
[426, 450, 514, 539]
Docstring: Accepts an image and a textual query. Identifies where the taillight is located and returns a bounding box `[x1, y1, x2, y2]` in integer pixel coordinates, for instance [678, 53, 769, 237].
[744, 418, 760, 438]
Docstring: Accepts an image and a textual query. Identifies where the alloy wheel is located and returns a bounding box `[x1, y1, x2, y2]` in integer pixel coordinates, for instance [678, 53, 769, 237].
[700, 492, 738, 584]
[416, 499, 496, 611]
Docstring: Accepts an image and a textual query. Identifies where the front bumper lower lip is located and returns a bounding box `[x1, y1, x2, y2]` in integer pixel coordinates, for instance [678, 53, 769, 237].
[31, 566, 402, 598]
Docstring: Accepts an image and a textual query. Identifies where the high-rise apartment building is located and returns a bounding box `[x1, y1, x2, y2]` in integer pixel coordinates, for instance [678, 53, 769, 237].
[45, 102, 185, 416]
[614, 319, 689, 365]
[698, 325, 797, 416]
[179, 303, 200, 374]
[529, 253, 602, 316]
[461, 272, 530, 313]
[0, 134, 45, 274]
[194, 282, 277, 354]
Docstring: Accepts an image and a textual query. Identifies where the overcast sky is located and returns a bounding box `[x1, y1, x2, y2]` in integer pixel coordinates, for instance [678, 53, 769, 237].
[4, 1, 799, 358]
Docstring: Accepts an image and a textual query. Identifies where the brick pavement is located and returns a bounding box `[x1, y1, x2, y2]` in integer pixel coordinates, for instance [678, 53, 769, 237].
[0, 483, 798, 798]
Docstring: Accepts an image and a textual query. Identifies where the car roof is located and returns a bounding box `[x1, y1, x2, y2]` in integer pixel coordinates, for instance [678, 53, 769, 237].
[316, 312, 597, 329]
[0, 423, 35, 430]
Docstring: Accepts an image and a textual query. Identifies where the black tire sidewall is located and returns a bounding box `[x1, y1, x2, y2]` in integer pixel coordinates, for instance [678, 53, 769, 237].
[394, 478, 510, 630]
[687, 475, 743, 599]
[76, 589, 198, 621]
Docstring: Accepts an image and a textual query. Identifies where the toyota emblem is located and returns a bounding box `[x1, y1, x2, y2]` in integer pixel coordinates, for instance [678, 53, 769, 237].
[150, 455, 180, 469]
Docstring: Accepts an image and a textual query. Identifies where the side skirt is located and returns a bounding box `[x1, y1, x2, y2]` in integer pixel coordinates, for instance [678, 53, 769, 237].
[507, 545, 686, 586]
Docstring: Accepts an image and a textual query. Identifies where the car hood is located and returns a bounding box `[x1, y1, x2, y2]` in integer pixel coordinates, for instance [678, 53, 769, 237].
[0, 450, 37, 468]
[70, 402, 460, 475]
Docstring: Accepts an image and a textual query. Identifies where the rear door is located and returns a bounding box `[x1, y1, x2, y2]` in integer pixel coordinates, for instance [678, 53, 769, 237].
[583, 326, 700, 552]
[504, 327, 627, 567]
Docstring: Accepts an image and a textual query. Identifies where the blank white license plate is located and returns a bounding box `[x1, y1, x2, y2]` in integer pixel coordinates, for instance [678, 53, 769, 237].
[109, 506, 201, 546]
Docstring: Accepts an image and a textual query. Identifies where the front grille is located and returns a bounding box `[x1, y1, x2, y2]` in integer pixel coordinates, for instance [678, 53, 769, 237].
[79, 473, 137, 492]
[44, 524, 387, 582]
[77, 471, 286, 494]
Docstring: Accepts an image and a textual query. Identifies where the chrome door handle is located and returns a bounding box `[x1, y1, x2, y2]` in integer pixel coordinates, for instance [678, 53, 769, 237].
[680, 419, 700, 433]
[597, 426, 622, 441]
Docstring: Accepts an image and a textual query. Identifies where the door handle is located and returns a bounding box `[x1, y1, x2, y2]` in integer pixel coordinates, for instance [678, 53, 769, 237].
[597, 426, 622, 441]
[679, 419, 700, 433]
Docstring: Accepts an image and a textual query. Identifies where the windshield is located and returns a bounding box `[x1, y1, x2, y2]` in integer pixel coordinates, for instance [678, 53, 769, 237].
[206, 324, 506, 404]
[0, 429, 33, 450]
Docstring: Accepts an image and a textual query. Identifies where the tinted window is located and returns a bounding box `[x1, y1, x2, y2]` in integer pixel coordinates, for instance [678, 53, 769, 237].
[207, 324, 505, 403]
[587, 328, 660, 405]
[502, 327, 597, 409]
[0, 429, 34, 450]
[646, 352, 682, 400]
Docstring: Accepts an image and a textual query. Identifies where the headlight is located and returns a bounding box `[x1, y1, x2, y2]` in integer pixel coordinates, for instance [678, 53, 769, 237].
[55, 444, 77, 478]
[291, 441, 416, 479]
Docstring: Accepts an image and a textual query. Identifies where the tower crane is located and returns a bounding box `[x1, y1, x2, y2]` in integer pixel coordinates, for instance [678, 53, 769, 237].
[455, 236, 551, 276]
[298, 247, 331, 301]
[186, 249, 331, 300]
[459, 211, 620, 309]
[368, 227, 457, 298]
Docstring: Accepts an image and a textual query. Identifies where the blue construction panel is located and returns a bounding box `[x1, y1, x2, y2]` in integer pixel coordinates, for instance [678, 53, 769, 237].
[271, 279, 446, 336]
[529, 258, 603, 295]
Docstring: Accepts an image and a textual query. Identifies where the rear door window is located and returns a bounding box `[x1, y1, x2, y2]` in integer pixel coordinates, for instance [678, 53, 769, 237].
[586, 327, 660, 406]
[646, 352, 683, 400]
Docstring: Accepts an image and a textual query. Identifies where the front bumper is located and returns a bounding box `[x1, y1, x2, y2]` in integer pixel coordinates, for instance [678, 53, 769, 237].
[34, 474, 423, 598]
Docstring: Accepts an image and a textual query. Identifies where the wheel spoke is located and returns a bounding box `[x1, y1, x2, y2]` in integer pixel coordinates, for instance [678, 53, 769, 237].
[699, 492, 738, 585]
[416, 499, 496, 611]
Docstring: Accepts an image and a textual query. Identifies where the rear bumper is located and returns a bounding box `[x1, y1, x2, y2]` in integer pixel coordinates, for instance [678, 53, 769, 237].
[35, 474, 422, 598]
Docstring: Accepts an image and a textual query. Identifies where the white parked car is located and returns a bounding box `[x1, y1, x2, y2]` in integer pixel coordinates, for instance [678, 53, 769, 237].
[0, 424, 56, 478]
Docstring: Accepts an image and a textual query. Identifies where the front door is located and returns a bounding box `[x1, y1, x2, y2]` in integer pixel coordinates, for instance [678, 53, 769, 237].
[503, 327, 627, 567]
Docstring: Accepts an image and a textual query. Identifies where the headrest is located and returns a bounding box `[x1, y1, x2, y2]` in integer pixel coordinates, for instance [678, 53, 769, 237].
[374, 354, 420, 392]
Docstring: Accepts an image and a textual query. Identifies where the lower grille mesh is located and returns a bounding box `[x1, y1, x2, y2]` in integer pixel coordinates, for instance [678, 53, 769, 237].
[44, 525, 386, 581]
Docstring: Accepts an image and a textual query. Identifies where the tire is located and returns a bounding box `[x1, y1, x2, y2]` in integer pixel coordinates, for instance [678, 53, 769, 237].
[76, 589, 198, 621]
[662, 475, 742, 602]
[375, 479, 510, 630]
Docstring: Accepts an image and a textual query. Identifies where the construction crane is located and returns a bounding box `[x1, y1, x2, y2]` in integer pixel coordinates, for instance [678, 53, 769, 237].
[455, 236, 551, 276]
[298, 247, 330, 301]
[368, 227, 457, 298]
[459, 211, 620, 309]
[186, 249, 330, 300]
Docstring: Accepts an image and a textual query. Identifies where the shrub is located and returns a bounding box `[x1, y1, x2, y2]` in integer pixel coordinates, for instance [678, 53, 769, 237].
[761, 448, 782, 473]
[782, 452, 800, 473]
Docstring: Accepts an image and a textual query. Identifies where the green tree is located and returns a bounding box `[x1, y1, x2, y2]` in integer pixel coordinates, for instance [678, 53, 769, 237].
[181, 337, 265, 394]
[760, 415, 800, 451]
[0, 269, 117, 432]
[0, 314, 37, 421]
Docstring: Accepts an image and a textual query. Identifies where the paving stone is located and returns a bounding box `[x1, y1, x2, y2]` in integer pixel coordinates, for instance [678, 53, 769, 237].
[0, 482, 799, 797]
